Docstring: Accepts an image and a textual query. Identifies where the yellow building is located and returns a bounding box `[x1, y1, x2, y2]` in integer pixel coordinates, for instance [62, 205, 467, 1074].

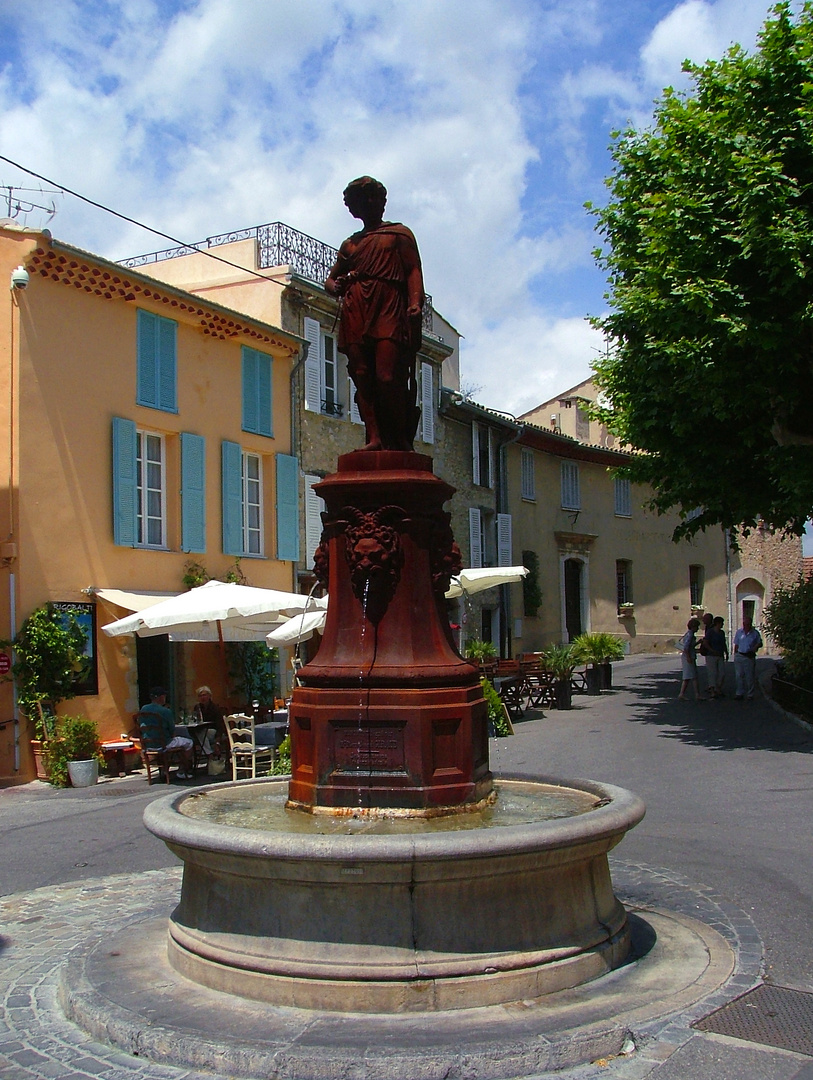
[0, 222, 302, 783]
[507, 425, 729, 654]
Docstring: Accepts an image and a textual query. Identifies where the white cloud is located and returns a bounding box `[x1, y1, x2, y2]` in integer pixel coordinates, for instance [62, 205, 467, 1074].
[640, 0, 771, 91]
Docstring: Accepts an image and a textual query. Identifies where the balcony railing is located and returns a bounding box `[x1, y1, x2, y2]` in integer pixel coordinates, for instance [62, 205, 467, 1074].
[121, 221, 434, 330]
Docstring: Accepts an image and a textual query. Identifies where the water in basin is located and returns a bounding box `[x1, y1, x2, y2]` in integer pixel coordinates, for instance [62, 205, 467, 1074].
[179, 779, 601, 835]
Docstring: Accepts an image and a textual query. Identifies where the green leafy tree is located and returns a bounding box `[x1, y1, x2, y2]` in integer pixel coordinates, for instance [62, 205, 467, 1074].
[590, 3, 813, 540]
[763, 575, 813, 686]
[3, 605, 90, 740]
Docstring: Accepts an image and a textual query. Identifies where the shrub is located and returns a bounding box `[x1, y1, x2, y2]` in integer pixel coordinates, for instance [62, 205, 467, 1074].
[271, 734, 291, 775]
[572, 632, 626, 666]
[480, 678, 512, 738]
[43, 715, 102, 788]
[763, 577, 813, 688]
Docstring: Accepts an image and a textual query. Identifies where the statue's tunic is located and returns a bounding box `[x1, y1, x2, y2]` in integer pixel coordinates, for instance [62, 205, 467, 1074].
[335, 222, 422, 350]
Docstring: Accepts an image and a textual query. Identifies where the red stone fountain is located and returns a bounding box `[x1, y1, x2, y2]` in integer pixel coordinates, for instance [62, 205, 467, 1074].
[287, 450, 491, 812]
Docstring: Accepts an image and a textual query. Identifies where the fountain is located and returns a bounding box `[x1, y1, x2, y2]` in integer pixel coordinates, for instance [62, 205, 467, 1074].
[142, 177, 646, 1017]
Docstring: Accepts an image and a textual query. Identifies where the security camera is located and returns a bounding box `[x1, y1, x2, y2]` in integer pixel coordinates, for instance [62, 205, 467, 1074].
[10, 266, 30, 290]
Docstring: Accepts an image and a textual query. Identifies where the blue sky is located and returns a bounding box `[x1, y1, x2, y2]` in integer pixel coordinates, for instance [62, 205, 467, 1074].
[0, 0, 777, 414]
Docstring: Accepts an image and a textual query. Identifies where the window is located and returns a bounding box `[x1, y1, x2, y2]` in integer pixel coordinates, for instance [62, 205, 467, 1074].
[322, 334, 340, 416]
[242, 452, 262, 555]
[136, 430, 166, 548]
[561, 461, 580, 510]
[616, 560, 632, 608]
[136, 309, 177, 413]
[222, 441, 266, 557]
[521, 448, 535, 500]
[472, 422, 493, 487]
[304, 316, 344, 417]
[241, 346, 273, 437]
[689, 565, 704, 606]
[614, 476, 631, 517]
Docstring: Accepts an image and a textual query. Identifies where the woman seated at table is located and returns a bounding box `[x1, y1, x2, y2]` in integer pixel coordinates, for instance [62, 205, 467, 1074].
[191, 685, 227, 756]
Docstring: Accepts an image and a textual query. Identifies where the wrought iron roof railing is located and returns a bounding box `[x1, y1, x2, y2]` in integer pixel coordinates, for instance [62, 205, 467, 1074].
[120, 221, 434, 330]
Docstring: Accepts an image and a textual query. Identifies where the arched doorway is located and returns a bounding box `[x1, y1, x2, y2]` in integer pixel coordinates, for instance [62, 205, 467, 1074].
[735, 577, 765, 627]
[564, 558, 584, 640]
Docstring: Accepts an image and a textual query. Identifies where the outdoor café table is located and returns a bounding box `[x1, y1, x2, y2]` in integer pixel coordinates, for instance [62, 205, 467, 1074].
[100, 739, 139, 777]
[176, 723, 212, 774]
[255, 710, 288, 750]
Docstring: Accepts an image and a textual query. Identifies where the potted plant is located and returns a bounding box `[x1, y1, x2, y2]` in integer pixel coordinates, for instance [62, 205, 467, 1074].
[464, 639, 498, 676]
[1, 604, 90, 778]
[541, 643, 578, 709]
[45, 715, 103, 788]
[573, 633, 626, 692]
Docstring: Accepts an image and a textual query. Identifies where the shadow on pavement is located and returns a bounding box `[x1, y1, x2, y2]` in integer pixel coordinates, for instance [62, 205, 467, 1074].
[616, 660, 813, 754]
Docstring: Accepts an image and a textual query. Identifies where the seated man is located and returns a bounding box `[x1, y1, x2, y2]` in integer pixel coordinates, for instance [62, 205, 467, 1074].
[139, 686, 194, 778]
[191, 684, 227, 757]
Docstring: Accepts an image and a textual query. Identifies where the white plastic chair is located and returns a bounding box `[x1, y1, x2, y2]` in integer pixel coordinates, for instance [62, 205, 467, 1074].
[224, 713, 274, 780]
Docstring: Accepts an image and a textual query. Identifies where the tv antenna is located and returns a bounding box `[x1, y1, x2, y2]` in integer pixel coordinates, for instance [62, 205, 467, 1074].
[1, 184, 60, 227]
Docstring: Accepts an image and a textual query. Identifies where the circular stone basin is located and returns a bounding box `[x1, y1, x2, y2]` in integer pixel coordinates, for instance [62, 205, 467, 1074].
[144, 774, 645, 1014]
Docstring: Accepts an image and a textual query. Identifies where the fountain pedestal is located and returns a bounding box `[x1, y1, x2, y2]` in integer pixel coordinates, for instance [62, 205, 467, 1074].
[288, 451, 491, 812]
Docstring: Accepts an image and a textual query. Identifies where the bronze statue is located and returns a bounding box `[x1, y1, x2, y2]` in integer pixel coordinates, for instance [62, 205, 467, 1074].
[325, 177, 425, 451]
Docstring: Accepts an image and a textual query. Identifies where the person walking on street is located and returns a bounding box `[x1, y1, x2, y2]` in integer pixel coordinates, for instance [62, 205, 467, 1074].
[698, 612, 714, 695]
[678, 618, 702, 701]
[704, 616, 729, 698]
[733, 616, 763, 700]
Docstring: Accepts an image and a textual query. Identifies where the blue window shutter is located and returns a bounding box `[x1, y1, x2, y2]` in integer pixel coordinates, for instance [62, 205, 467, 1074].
[275, 453, 300, 562]
[257, 352, 272, 436]
[221, 440, 243, 555]
[112, 417, 137, 546]
[137, 308, 177, 412]
[181, 433, 206, 553]
[242, 347, 258, 433]
[242, 347, 273, 437]
[136, 310, 158, 408]
[158, 316, 177, 411]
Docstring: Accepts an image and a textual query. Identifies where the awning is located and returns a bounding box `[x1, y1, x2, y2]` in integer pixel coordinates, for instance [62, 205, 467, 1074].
[94, 588, 175, 613]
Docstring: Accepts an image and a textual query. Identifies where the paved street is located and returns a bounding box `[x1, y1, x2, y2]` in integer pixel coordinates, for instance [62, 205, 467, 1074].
[1, 652, 812, 1079]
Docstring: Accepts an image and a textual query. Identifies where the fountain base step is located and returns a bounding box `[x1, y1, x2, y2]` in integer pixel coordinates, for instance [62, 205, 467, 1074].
[60, 905, 736, 1080]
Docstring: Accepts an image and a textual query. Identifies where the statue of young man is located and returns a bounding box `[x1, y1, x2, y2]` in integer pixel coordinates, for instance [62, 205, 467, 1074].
[325, 177, 425, 452]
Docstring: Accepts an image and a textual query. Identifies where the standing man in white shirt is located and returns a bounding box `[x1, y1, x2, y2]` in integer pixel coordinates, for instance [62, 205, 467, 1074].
[733, 616, 763, 701]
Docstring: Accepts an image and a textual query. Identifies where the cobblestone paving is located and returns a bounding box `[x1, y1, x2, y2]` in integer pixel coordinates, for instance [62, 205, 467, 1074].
[0, 860, 763, 1080]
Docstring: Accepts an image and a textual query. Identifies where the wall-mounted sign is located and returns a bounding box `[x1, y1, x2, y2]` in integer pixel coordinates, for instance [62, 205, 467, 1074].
[52, 602, 98, 697]
[0, 653, 10, 676]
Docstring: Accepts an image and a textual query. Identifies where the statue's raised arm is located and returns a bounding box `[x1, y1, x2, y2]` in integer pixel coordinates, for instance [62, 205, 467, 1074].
[325, 177, 425, 452]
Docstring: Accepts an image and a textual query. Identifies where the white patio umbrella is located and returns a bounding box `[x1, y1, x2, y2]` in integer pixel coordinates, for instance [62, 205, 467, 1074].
[444, 566, 528, 599]
[263, 566, 530, 651]
[101, 580, 328, 643]
[266, 608, 327, 648]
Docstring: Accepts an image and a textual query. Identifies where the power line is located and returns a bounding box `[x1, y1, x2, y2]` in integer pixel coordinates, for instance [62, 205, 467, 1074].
[0, 153, 295, 287]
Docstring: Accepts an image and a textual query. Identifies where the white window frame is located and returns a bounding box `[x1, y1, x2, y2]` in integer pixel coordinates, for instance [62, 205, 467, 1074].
[561, 461, 580, 510]
[242, 451, 263, 556]
[135, 429, 166, 549]
[614, 476, 631, 517]
[520, 448, 535, 500]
